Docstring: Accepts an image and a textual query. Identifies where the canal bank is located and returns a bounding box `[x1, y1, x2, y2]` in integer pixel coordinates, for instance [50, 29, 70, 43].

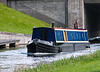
[0, 32, 31, 45]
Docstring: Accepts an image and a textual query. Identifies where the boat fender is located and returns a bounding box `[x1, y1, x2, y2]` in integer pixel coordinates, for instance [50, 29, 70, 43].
[59, 47, 62, 53]
[85, 45, 90, 48]
[27, 40, 33, 45]
[28, 41, 30, 43]
[33, 39, 38, 45]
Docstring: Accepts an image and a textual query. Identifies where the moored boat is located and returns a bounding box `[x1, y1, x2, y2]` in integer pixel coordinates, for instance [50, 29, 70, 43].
[27, 27, 90, 55]
[89, 36, 100, 43]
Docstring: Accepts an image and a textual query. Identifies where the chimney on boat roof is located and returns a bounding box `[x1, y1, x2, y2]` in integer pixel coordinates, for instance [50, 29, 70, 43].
[52, 22, 55, 28]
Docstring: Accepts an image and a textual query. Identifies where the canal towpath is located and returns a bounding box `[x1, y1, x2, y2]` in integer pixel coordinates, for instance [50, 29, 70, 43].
[0, 32, 31, 45]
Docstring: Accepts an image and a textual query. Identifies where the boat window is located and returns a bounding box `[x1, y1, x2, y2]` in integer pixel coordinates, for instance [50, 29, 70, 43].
[40, 30, 43, 40]
[71, 33, 73, 38]
[45, 30, 47, 40]
[77, 34, 78, 39]
[58, 33, 61, 38]
[82, 34, 84, 38]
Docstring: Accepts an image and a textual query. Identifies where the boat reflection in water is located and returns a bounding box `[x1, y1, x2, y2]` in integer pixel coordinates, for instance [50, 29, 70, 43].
[27, 27, 90, 56]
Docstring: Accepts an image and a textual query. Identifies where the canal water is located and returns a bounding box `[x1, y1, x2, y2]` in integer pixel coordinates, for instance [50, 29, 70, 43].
[0, 43, 100, 72]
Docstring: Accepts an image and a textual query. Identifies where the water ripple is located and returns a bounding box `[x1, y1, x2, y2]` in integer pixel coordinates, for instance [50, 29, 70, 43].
[0, 44, 100, 72]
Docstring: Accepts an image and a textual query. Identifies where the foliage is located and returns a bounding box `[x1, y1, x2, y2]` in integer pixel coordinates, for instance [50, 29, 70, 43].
[0, 3, 51, 34]
[20, 50, 100, 72]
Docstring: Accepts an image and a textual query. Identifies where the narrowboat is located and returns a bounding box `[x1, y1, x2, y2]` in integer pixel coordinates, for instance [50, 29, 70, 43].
[27, 27, 90, 55]
[89, 36, 100, 43]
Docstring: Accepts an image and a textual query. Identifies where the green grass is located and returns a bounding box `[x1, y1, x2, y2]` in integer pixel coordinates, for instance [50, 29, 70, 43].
[22, 50, 100, 72]
[0, 3, 51, 34]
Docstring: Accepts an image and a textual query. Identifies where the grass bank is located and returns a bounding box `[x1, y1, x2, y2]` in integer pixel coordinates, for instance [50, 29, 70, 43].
[21, 50, 100, 72]
[0, 3, 51, 34]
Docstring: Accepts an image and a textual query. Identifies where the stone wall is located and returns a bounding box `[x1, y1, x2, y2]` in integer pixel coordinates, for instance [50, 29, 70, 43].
[0, 0, 84, 28]
[0, 0, 6, 5]
[68, 0, 84, 28]
[84, 0, 100, 3]
[7, 0, 66, 27]
[0, 32, 31, 45]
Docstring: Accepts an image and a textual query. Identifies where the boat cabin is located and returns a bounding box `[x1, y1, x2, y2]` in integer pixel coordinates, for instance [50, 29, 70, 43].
[32, 27, 89, 43]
